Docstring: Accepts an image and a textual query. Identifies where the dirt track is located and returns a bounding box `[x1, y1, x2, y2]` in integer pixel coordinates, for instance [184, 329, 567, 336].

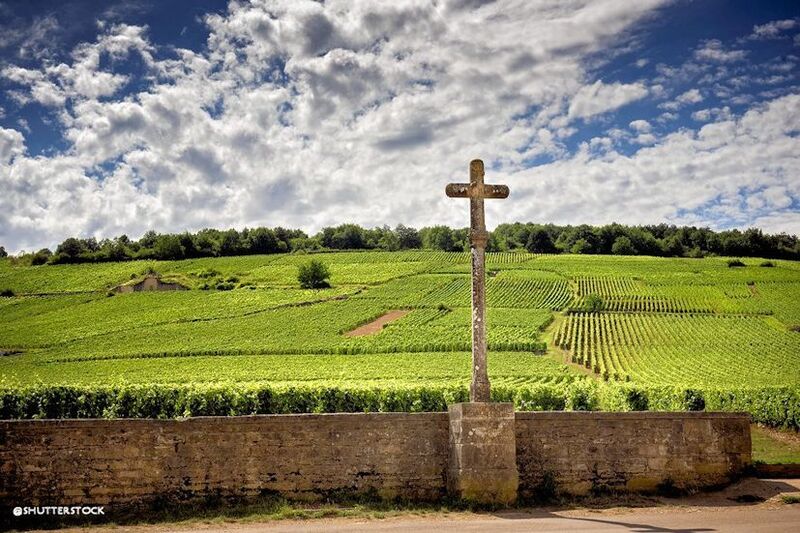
[344, 310, 409, 337]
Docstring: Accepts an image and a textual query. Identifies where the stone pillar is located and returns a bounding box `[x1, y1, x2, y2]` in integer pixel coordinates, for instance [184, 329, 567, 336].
[447, 402, 518, 504]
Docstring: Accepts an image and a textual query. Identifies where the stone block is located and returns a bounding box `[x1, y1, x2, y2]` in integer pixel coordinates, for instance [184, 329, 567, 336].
[447, 402, 518, 505]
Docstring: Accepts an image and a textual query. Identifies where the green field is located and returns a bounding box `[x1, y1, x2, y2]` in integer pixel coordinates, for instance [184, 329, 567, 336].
[1, 252, 799, 426]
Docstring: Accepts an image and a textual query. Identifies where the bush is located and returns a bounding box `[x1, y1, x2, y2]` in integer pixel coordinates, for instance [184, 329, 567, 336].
[584, 293, 604, 313]
[215, 282, 235, 291]
[0, 383, 797, 428]
[760, 261, 775, 267]
[298, 259, 331, 289]
[30, 248, 52, 265]
[682, 389, 706, 411]
[0, 288, 14, 297]
[727, 259, 745, 267]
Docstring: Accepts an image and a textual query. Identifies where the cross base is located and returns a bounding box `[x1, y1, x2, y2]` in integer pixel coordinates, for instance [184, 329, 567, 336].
[447, 402, 519, 504]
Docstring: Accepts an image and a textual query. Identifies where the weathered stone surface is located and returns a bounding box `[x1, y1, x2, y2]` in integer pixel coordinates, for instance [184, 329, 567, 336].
[445, 159, 509, 402]
[0, 413, 449, 508]
[0, 411, 751, 509]
[515, 411, 751, 498]
[448, 402, 518, 504]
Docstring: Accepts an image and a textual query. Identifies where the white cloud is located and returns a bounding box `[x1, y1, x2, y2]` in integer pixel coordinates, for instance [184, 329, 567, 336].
[500, 93, 800, 234]
[1, 0, 798, 251]
[629, 119, 652, 132]
[0, 14, 61, 59]
[691, 106, 732, 122]
[660, 88, 704, 110]
[0, 0, 675, 252]
[693, 39, 747, 63]
[748, 18, 798, 40]
[0, 127, 25, 164]
[567, 80, 649, 120]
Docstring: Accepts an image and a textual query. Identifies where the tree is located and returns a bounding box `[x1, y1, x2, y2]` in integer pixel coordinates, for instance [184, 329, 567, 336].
[0, 246, 6, 258]
[395, 224, 422, 249]
[525, 228, 556, 253]
[660, 234, 684, 257]
[54, 237, 88, 263]
[30, 248, 52, 265]
[218, 229, 243, 256]
[611, 236, 636, 255]
[153, 234, 184, 260]
[246, 227, 279, 254]
[298, 259, 331, 289]
[421, 225, 458, 251]
[570, 238, 592, 254]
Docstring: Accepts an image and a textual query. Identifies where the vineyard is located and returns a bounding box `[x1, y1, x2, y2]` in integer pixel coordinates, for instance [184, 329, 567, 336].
[1, 251, 799, 427]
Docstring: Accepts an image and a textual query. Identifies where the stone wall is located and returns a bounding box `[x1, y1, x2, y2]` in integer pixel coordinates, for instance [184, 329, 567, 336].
[0, 410, 751, 511]
[0, 413, 450, 508]
[515, 411, 751, 498]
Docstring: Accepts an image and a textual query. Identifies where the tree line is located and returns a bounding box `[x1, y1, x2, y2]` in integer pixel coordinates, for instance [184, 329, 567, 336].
[2, 222, 798, 265]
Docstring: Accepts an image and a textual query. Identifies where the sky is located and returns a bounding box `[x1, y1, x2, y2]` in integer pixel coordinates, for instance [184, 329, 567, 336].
[0, 0, 799, 253]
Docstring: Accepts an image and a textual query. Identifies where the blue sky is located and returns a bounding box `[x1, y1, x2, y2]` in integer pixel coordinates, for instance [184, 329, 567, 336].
[0, 0, 798, 252]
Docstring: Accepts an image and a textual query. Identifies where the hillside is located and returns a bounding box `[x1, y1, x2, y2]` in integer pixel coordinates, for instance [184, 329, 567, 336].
[1, 252, 799, 426]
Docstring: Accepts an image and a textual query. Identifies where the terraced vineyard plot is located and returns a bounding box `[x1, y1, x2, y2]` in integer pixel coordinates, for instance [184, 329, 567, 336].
[352, 275, 457, 307]
[0, 261, 157, 294]
[555, 313, 800, 385]
[417, 277, 472, 307]
[431, 307, 552, 329]
[756, 282, 800, 326]
[487, 274, 572, 309]
[0, 288, 357, 348]
[0, 351, 583, 387]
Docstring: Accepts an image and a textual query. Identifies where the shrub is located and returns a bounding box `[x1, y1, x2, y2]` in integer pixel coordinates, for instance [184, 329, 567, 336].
[760, 261, 775, 267]
[215, 282, 235, 291]
[298, 259, 331, 289]
[584, 294, 604, 313]
[30, 248, 52, 265]
[682, 389, 706, 411]
[0, 288, 14, 297]
[727, 259, 745, 268]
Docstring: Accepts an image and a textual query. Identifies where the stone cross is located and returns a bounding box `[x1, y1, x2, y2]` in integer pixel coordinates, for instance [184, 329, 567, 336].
[446, 159, 509, 402]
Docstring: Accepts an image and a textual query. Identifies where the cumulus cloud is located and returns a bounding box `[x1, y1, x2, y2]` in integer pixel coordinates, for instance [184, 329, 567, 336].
[748, 18, 798, 40]
[567, 81, 649, 120]
[691, 106, 733, 122]
[693, 39, 747, 63]
[0, 0, 798, 252]
[660, 88, 704, 110]
[1, 0, 676, 252]
[0, 13, 61, 60]
[0, 127, 25, 164]
[500, 93, 800, 233]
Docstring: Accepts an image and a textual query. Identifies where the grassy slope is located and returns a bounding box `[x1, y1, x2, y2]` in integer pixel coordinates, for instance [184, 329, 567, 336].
[752, 425, 800, 463]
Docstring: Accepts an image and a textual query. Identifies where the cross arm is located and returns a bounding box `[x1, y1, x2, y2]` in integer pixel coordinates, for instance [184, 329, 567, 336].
[445, 183, 510, 199]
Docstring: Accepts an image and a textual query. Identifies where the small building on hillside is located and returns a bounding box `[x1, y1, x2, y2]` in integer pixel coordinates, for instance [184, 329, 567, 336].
[116, 274, 188, 293]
